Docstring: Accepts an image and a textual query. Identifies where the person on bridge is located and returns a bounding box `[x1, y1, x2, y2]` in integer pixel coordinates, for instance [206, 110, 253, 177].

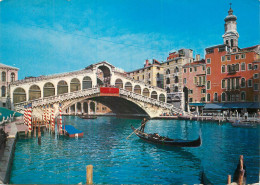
[140, 118, 149, 132]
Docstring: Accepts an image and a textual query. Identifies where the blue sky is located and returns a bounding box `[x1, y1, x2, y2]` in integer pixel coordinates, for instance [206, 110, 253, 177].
[0, 0, 259, 79]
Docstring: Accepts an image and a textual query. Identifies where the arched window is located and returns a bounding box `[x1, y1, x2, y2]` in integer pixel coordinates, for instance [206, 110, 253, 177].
[159, 94, 165, 102]
[142, 88, 149, 97]
[206, 67, 211, 75]
[174, 67, 179, 73]
[134, 85, 141, 94]
[166, 87, 170, 93]
[151, 91, 158, 100]
[214, 93, 218, 101]
[222, 65, 225, 73]
[57, 80, 68, 95]
[221, 80, 226, 89]
[115, 79, 123, 88]
[166, 69, 170, 74]
[70, 78, 81, 92]
[175, 76, 179, 83]
[227, 93, 231, 102]
[241, 78, 246, 88]
[241, 92, 246, 101]
[207, 81, 211, 90]
[43, 82, 55, 97]
[166, 78, 170, 84]
[1, 86, 6, 97]
[174, 86, 178, 92]
[241, 63, 245, 71]
[1, 72, 6, 82]
[11, 72, 15, 82]
[221, 93, 226, 102]
[83, 76, 92, 89]
[125, 82, 132, 91]
[207, 93, 210, 102]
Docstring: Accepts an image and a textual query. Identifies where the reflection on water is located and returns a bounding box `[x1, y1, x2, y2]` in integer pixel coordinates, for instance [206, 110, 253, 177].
[10, 116, 259, 184]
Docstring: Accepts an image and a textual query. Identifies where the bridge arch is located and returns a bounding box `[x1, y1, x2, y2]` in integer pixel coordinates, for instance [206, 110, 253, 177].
[43, 82, 55, 97]
[134, 85, 141, 94]
[97, 64, 112, 85]
[29, 85, 41, 100]
[83, 102, 88, 113]
[70, 78, 81, 92]
[151, 91, 158, 100]
[57, 80, 68, 95]
[13, 87, 26, 104]
[125, 82, 133, 91]
[82, 76, 92, 89]
[115, 78, 123, 88]
[76, 102, 81, 114]
[143, 88, 149, 97]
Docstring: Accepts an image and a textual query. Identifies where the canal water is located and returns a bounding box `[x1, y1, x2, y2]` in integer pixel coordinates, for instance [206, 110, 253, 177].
[10, 116, 259, 184]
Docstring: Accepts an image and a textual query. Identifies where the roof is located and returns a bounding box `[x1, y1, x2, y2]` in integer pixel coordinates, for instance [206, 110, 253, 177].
[183, 59, 205, 67]
[240, 45, 259, 51]
[0, 63, 19, 70]
[205, 44, 227, 50]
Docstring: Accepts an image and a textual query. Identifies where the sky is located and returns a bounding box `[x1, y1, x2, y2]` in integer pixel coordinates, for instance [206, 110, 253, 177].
[0, 0, 259, 79]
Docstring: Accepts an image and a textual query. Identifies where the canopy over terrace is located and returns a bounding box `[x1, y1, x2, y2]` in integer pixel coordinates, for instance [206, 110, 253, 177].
[204, 102, 260, 110]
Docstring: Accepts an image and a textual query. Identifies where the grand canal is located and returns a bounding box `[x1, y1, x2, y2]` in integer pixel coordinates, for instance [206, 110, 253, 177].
[10, 116, 259, 184]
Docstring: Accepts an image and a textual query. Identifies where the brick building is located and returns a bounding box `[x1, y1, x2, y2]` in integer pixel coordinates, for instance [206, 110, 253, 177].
[182, 55, 206, 113]
[205, 6, 260, 112]
[0, 63, 19, 108]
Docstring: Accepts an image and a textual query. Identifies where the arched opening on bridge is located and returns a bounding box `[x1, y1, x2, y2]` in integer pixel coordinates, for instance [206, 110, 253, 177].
[70, 78, 81, 92]
[29, 85, 41, 100]
[82, 76, 92, 89]
[134, 85, 141, 94]
[97, 65, 111, 85]
[159, 94, 165, 102]
[13, 87, 26, 104]
[90, 102, 96, 113]
[83, 102, 88, 113]
[125, 82, 132, 91]
[43, 82, 55, 97]
[143, 88, 149, 97]
[76, 102, 81, 114]
[115, 79, 123, 88]
[57, 80, 68, 95]
[151, 91, 158, 100]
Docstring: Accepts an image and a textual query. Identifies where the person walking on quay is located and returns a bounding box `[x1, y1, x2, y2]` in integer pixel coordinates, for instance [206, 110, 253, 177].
[140, 118, 149, 132]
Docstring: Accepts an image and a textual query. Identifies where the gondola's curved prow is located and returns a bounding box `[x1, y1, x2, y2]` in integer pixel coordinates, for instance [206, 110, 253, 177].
[131, 125, 202, 148]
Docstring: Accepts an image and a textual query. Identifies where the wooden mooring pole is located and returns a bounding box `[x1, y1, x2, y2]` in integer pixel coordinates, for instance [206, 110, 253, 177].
[86, 165, 93, 185]
[227, 174, 231, 184]
[238, 155, 245, 185]
[38, 118, 41, 145]
[33, 118, 36, 138]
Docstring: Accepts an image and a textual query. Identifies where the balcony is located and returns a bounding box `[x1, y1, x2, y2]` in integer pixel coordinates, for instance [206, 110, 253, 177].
[196, 82, 205, 87]
[228, 70, 236, 75]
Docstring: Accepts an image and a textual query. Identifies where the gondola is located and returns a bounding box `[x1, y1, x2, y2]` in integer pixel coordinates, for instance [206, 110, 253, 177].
[131, 125, 201, 147]
[78, 115, 97, 119]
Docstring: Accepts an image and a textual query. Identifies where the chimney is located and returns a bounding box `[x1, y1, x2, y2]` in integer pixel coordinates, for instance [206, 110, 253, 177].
[195, 54, 200, 61]
[144, 59, 149, 67]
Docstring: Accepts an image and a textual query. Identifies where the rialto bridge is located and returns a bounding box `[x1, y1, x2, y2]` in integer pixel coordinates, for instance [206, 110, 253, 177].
[9, 61, 186, 118]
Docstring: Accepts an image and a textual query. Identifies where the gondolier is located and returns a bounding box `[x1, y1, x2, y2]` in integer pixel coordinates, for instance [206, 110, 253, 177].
[140, 118, 148, 132]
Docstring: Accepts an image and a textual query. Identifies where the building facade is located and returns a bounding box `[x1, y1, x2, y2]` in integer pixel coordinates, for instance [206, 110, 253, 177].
[0, 63, 19, 108]
[183, 55, 206, 112]
[205, 7, 260, 112]
[161, 49, 194, 110]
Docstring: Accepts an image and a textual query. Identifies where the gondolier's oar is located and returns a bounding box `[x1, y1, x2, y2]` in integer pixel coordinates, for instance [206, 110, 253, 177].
[126, 125, 142, 140]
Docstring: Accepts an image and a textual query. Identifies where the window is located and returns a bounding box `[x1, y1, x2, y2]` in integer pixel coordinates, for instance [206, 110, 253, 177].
[190, 68, 192, 72]
[166, 87, 170, 93]
[206, 58, 211, 64]
[167, 62, 169, 65]
[1, 72, 6, 82]
[236, 78, 239, 89]
[142, 75, 144, 80]
[227, 93, 231, 101]
[189, 98, 193, 102]
[227, 79, 231, 90]
[241, 78, 246, 88]
[201, 97, 205, 102]
[241, 92, 246, 101]
[194, 77, 197, 84]
[203, 76, 206, 85]
[166, 69, 171, 74]
[221, 93, 226, 102]
[219, 46, 225, 52]
[175, 76, 179, 83]
[235, 64, 239, 71]
[207, 93, 211, 102]
[194, 67, 197, 72]
[184, 69, 187, 73]
[202, 66, 206, 71]
[222, 65, 225, 73]
[227, 65, 231, 73]
[148, 73, 150, 78]
[201, 89, 206, 94]
[248, 64, 252, 70]
[166, 78, 170, 84]
[235, 55, 240, 60]
[221, 56, 225, 62]
[183, 78, 187, 84]
[248, 79, 252, 87]
[214, 93, 218, 102]
[221, 79, 226, 89]
[254, 73, 259, 79]
[241, 63, 245, 71]
[189, 90, 193, 94]
[1, 86, 6, 97]
[227, 55, 231, 61]
[254, 64, 258, 70]
[207, 81, 211, 90]
[254, 95, 259, 102]
[11, 73, 15, 82]
[206, 67, 211, 75]
[254, 84, 259, 91]
[241, 54, 245, 59]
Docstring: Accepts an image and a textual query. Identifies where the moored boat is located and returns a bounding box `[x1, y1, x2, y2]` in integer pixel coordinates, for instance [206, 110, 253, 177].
[63, 125, 83, 138]
[231, 120, 256, 128]
[78, 115, 97, 119]
[131, 125, 201, 147]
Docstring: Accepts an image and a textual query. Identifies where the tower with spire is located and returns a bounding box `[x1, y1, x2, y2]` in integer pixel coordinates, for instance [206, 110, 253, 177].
[222, 3, 239, 52]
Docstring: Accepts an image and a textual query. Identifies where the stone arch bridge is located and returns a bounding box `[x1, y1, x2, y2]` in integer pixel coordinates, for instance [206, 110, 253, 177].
[10, 61, 185, 118]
